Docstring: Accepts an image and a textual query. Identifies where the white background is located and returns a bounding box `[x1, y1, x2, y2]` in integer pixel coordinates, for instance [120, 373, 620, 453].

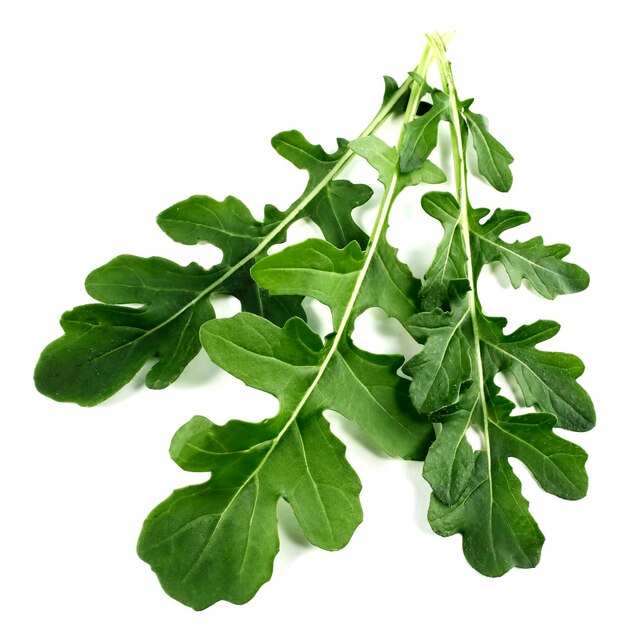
[1, 1, 621, 624]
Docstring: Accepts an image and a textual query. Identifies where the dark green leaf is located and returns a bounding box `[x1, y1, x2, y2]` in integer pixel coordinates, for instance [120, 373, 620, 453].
[428, 383, 587, 576]
[429, 453, 544, 577]
[382, 74, 434, 117]
[138, 311, 430, 608]
[418, 192, 468, 309]
[422, 384, 479, 504]
[35, 126, 378, 405]
[413, 194, 592, 573]
[411, 41, 592, 577]
[34, 256, 219, 405]
[382, 75, 410, 114]
[464, 109, 514, 192]
[470, 207, 590, 298]
[405, 288, 473, 414]
[400, 89, 449, 172]
[479, 316, 595, 431]
[302, 179, 371, 249]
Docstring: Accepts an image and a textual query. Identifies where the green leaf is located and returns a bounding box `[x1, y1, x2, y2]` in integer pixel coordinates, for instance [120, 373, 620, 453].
[350, 135, 446, 194]
[303, 179, 372, 249]
[382, 75, 411, 113]
[382, 74, 434, 116]
[470, 207, 590, 298]
[349, 136, 397, 189]
[463, 108, 514, 192]
[429, 453, 544, 576]
[138, 312, 427, 608]
[400, 89, 449, 172]
[411, 197, 592, 574]
[411, 195, 593, 572]
[418, 192, 589, 304]
[411, 34, 593, 578]
[253, 239, 364, 325]
[251, 232, 418, 330]
[479, 316, 595, 431]
[270, 130, 375, 250]
[487, 391, 588, 500]
[428, 384, 587, 576]
[138, 320, 363, 607]
[34, 256, 218, 405]
[35, 127, 378, 405]
[157, 195, 276, 263]
[418, 192, 468, 309]
[405, 287, 473, 414]
[422, 384, 479, 504]
[326, 339, 429, 456]
[252, 237, 420, 328]
[34, 193, 306, 406]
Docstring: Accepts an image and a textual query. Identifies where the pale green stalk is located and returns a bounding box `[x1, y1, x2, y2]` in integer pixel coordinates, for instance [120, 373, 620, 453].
[427, 32, 493, 482]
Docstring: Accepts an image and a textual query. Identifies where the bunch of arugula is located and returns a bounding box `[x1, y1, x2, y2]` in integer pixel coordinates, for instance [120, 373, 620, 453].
[34, 33, 594, 610]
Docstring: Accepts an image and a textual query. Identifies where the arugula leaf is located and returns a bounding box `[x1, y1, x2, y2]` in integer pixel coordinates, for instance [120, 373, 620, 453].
[422, 384, 479, 504]
[400, 88, 449, 172]
[411, 189, 593, 431]
[417, 192, 468, 309]
[349, 135, 445, 195]
[479, 316, 594, 432]
[382, 75, 411, 113]
[400, 32, 594, 577]
[469, 206, 589, 298]
[406, 285, 472, 414]
[463, 108, 514, 192]
[33, 197, 307, 406]
[138, 315, 364, 609]
[269, 131, 371, 248]
[139, 55, 446, 608]
[417, 192, 589, 304]
[34, 74, 419, 406]
[429, 383, 587, 577]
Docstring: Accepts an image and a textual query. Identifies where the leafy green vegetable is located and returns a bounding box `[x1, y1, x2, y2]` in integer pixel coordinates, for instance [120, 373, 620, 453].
[137, 315, 365, 609]
[428, 382, 587, 575]
[401, 33, 593, 576]
[34, 30, 594, 608]
[138, 47, 447, 609]
[463, 107, 514, 192]
[400, 88, 449, 172]
[33, 74, 424, 407]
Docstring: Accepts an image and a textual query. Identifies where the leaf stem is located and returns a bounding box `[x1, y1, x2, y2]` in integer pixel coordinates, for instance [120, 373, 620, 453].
[427, 33, 492, 461]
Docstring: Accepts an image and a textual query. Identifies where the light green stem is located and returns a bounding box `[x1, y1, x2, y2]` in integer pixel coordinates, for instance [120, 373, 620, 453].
[427, 33, 492, 466]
